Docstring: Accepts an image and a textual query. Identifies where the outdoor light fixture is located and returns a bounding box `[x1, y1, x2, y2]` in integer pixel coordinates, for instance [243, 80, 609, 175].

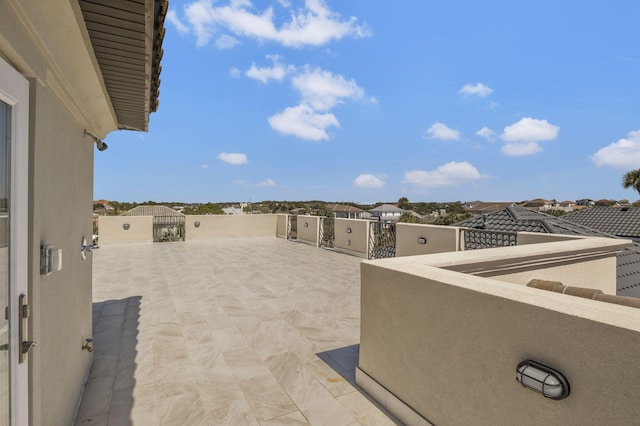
[194, 221, 200, 228]
[516, 360, 570, 400]
[346, 227, 352, 234]
[304, 222, 309, 227]
[417, 237, 427, 244]
[84, 129, 108, 151]
[123, 223, 130, 230]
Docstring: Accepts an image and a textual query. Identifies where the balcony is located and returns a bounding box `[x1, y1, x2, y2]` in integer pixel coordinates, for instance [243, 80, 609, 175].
[77, 215, 640, 425]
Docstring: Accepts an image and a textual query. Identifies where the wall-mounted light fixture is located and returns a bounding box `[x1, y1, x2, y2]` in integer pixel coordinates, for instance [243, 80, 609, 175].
[194, 221, 200, 228]
[84, 129, 108, 151]
[516, 360, 570, 400]
[346, 227, 352, 234]
[417, 237, 427, 244]
[304, 222, 309, 228]
[123, 223, 130, 230]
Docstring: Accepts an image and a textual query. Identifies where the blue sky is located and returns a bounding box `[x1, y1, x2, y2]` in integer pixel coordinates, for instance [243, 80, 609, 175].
[94, 0, 640, 204]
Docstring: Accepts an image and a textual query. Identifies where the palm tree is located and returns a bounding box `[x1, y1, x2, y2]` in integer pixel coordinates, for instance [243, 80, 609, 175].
[397, 197, 410, 210]
[622, 169, 640, 196]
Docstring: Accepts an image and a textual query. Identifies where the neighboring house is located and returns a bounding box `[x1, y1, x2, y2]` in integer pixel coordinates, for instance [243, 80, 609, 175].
[456, 206, 640, 298]
[369, 204, 404, 222]
[562, 207, 640, 242]
[0, 1, 167, 424]
[223, 207, 244, 215]
[290, 208, 306, 216]
[465, 201, 516, 215]
[576, 198, 595, 207]
[522, 198, 556, 211]
[328, 203, 365, 219]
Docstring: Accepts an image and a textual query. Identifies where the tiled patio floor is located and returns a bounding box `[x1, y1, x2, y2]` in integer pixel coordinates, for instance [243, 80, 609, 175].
[75, 237, 398, 425]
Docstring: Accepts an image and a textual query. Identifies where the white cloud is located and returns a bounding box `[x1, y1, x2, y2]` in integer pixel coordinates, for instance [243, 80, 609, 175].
[424, 122, 460, 141]
[353, 174, 385, 188]
[458, 83, 493, 97]
[181, 0, 369, 48]
[246, 55, 295, 83]
[499, 117, 560, 156]
[215, 34, 240, 49]
[200, 164, 209, 169]
[500, 117, 559, 142]
[217, 152, 248, 165]
[258, 178, 277, 187]
[501, 142, 542, 156]
[268, 104, 339, 140]
[592, 130, 640, 169]
[476, 126, 495, 141]
[403, 161, 486, 187]
[247, 63, 370, 141]
[292, 67, 365, 110]
[229, 67, 242, 78]
[166, 10, 190, 34]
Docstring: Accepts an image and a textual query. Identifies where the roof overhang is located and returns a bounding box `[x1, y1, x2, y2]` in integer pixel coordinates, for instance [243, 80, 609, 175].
[79, 0, 167, 132]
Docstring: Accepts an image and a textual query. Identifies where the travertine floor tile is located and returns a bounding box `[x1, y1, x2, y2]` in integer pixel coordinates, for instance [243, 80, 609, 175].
[77, 238, 396, 425]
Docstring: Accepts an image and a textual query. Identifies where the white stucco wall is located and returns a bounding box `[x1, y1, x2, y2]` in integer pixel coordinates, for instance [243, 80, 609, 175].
[359, 238, 639, 425]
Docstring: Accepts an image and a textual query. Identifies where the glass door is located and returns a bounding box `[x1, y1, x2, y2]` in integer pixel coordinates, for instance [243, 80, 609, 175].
[0, 56, 30, 426]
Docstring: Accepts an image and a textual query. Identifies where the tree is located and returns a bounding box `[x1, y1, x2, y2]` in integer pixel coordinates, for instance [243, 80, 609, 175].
[397, 197, 410, 210]
[399, 211, 421, 223]
[622, 169, 640, 196]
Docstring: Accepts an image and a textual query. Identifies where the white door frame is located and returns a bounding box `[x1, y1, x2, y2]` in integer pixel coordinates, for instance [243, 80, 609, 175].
[0, 56, 30, 426]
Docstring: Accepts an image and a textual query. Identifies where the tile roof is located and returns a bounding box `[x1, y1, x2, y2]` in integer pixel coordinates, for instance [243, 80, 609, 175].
[370, 204, 403, 213]
[562, 207, 640, 240]
[456, 207, 640, 298]
[122, 205, 184, 217]
[328, 204, 365, 213]
[79, 0, 167, 131]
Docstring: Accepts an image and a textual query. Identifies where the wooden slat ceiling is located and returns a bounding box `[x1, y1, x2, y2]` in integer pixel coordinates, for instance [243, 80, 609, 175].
[79, 0, 167, 131]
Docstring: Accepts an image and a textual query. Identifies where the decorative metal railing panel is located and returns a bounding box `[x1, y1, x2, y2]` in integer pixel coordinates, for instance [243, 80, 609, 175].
[320, 217, 335, 248]
[368, 221, 396, 259]
[153, 216, 185, 242]
[462, 229, 517, 250]
[287, 215, 297, 240]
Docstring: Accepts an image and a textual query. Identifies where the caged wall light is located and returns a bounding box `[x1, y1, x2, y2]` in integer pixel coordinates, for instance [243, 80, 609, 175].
[516, 360, 570, 400]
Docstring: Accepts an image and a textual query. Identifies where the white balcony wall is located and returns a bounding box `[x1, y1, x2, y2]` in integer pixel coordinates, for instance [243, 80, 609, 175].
[358, 237, 639, 425]
[334, 219, 370, 258]
[185, 215, 277, 240]
[517, 232, 583, 245]
[276, 214, 287, 239]
[98, 216, 153, 244]
[296, 216, 320, 247]
[396, 224, 461, 257]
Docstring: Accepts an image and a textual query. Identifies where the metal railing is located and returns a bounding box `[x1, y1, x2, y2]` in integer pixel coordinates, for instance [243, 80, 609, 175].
[287, 215, 297, 240]
[461, 228, 517, 250]
[320, 217, 335, 248]
[368, 221, 396, 259]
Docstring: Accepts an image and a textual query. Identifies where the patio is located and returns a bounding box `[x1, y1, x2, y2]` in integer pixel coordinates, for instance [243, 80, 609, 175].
[75, 237, 398, 425]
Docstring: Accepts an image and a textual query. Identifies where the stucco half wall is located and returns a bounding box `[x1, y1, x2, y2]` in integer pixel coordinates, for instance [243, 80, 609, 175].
[185, 215, 278, 240]
[98, 216, 153, 244]
[358, 238, 638, 425]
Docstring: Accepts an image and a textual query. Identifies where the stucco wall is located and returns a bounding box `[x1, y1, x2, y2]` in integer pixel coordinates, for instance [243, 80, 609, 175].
[185, 215, 277, 240]
[517, 232, 582, 245]
[396, 224, 460, 257]
[295, 216, 320, 247]
[334, 219, 369, 258]
[359, 251, 640, 425]
[98, 216, 153, 244]
[29, 80, 94, 425]
[276, 214, 287, 239]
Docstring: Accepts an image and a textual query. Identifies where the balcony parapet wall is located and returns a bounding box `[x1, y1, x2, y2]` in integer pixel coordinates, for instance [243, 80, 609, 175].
[358, 237, 637, 425]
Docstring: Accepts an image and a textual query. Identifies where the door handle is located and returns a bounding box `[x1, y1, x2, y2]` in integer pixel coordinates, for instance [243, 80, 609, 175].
[18, 294, 35, 363]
